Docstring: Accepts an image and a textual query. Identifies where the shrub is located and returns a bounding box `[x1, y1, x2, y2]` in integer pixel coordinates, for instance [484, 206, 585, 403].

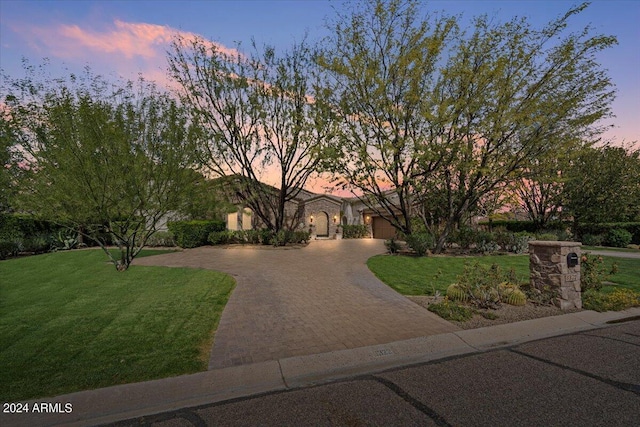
[606, 228, 632, 248]
[244, 229, 261, 244]
[384, 238, 401, 254]
[342, 224, 369, 239]
[577, 222, 640, 245]
[167, 220, 225, 248]
[208, 230, 230, 245]
[405, 232, 434, 256]
[474, 231, 498, 253]
[291, 230, 310, 244]
[0, 239, 21, 259]
[580, 253, 618, 292]
[535, 232, 558, 241]
[272, 230, 293, 247]
[259, 229, 275, 245]
[145, 231, 176, 247]
[22, 233, 51, 253]
[583, 288, 640, 312]
[581, 233, 604, 246]
[427, 298, 474, 322]
[451, 226, 475, 249]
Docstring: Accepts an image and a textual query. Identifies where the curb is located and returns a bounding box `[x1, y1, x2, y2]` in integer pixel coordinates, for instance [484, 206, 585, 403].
[4, 307, 640, 427]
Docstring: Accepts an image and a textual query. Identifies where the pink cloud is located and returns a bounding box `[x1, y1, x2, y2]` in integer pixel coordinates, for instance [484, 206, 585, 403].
[17, 19, 240, 86]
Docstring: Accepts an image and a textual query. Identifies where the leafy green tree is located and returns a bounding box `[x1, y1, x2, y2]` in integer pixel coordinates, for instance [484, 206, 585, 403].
[0, 118, 19, 212]
[564, 145, 640, 227]
[319, 0, 616, 252]
[2, 68, 200, 270]
[168, 37, 332, 232]
[317, 0, 456, 236]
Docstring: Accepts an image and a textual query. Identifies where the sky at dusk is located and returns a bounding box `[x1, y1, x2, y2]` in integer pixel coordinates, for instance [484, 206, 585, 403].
[1, 1, 638, 164]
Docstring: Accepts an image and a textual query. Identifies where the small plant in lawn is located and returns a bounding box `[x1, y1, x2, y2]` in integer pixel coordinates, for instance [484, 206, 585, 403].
[580, 253, 618, 291]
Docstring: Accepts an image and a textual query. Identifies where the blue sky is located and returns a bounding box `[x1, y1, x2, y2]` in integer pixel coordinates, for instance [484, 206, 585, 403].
[1, 0, 638, 146]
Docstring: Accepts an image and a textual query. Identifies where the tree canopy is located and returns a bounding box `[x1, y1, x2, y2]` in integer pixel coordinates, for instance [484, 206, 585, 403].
[318, 0, 617, 251]
[168, 37, 333, 232]
[2, 67, 200, 270]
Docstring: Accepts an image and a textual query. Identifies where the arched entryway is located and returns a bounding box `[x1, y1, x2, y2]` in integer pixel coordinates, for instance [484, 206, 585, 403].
[316, 211, 329, 237]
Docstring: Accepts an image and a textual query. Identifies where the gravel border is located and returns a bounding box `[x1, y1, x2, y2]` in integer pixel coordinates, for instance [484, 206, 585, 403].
[407, 296, 582, 330]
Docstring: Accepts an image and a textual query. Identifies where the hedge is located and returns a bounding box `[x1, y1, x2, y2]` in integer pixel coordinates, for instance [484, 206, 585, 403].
[478, 220, 566, 233]
[576, 222, 640, 245]
[342, 224, 369, 239]
[167, 220, 225, 248]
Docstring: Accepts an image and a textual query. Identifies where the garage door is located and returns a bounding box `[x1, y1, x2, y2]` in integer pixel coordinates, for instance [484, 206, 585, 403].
[372, 216, 397, 239]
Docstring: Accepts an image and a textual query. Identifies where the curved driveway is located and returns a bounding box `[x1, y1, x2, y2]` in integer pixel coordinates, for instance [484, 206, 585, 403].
[135, 239, 458, 369]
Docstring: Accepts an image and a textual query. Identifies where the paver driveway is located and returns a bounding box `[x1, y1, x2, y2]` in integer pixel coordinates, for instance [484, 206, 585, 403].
[135, 239, 459, 369]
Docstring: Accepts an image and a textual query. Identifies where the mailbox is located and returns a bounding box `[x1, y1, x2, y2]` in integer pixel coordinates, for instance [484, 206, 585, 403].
[567, 252, 579, 267]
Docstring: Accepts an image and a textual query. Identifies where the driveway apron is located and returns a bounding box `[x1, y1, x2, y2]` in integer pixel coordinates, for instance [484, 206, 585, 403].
[135, 239, 459, 369]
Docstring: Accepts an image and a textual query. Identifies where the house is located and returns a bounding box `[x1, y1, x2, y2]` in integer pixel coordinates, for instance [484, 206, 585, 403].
[224, 182, 399, 239]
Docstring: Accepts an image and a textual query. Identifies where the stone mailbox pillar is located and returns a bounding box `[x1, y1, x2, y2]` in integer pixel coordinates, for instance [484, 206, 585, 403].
[529, 241, 582, 310]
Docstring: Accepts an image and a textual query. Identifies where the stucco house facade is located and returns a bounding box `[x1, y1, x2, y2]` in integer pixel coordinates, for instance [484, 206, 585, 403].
[225, 186, 399, 239]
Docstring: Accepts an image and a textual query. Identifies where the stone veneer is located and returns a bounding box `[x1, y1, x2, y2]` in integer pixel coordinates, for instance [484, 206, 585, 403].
[305, 197, 341, 238]
[529, 241, 582, 310]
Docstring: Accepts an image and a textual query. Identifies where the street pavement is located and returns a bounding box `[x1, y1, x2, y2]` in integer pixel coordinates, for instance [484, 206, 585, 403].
[3, 309, 639, 427]
[108, 316, 640, 427]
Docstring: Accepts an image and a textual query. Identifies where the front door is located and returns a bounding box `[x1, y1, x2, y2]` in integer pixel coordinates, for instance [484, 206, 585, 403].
[316, 212, 329, 237]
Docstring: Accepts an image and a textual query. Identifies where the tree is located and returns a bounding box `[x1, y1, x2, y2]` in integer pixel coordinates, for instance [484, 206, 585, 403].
[508, 148, 570, 227]
[168, 37, 332, 232]
[2, 68, 200, 270]
[319, 0, 616, 252]
[564, 145, 640, 227]
[0, 117, 19, 212]
[317, 0, 456, 236]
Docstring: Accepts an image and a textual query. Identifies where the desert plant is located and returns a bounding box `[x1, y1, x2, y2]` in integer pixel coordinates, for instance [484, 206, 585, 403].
[583, 288, 640, 312]
[446, 283, 468, 302]
[52, 230, 78, 251]
[427, 297, 474, 322]
[502, 287, 527, 306]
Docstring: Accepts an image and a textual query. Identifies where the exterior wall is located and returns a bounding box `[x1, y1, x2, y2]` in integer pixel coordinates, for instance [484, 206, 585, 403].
[241, 209, 253, 230]
[305, 198, 341, 238]
[226, 212, 239, 231]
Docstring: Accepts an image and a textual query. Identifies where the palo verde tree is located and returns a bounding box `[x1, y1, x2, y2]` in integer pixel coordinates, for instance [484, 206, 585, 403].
[320, 0, 616, 252]
[168, 37, 333, 232]
[418, 3, 616, 251]
[2, 66, 200, 270]
[317, 0, 456, 236]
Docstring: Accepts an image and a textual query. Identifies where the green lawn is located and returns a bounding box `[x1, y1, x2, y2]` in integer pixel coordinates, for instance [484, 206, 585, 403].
[367, 254, 640, 296]
[0, 249, 235, 401]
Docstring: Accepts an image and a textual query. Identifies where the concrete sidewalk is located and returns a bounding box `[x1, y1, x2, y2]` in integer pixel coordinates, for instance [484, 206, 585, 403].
[4, 307, 639, 427]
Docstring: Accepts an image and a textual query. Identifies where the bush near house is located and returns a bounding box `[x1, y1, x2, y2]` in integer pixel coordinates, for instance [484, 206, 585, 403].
[167, 220, 225, 248]
[342, 224, 369, 239]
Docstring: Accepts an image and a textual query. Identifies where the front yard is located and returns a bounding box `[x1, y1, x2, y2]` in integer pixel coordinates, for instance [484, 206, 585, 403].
[368, 253, 640, 295]
[0, 249, 235, 401]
